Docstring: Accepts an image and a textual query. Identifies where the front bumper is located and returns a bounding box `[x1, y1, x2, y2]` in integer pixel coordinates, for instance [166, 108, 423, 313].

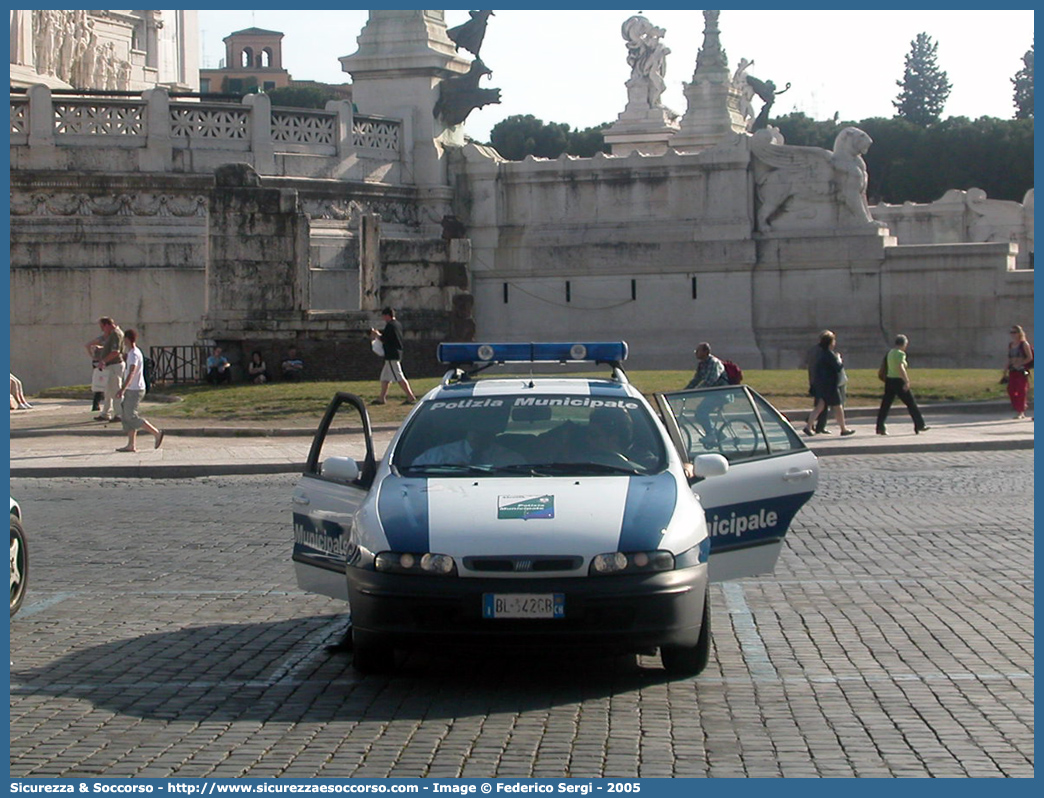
[346, 564, 707, 652]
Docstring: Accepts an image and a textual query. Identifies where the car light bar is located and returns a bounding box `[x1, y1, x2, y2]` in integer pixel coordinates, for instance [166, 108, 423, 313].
[438, 342, 628, 365]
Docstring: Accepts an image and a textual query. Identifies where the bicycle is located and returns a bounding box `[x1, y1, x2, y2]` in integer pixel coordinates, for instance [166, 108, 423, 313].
[677, 405, 759, 459]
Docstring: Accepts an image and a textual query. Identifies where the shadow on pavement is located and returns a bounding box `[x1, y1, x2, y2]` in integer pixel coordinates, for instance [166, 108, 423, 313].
[12, 616, 684, 723]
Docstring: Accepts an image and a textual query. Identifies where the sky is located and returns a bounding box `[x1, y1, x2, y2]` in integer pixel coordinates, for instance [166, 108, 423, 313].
[197, 9, 1034, 143]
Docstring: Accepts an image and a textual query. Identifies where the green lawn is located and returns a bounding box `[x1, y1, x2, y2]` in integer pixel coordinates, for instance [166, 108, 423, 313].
[41, 368, 1012, 425]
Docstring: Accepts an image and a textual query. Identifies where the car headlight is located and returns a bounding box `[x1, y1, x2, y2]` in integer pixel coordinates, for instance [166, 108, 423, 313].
[375, 551, 458, 576]
[589, 550, 675, 576]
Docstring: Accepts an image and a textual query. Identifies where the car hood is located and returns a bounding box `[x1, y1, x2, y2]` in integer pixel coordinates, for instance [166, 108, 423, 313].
[375, 473, 679, 557]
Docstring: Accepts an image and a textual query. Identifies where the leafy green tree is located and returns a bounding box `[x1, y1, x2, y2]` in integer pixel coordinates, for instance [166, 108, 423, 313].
[893, 32, 951, 126]
[490, 115, 570, 160]
[221, 75, 258, 94]
[266, 85, 341, 110]
[772, 113, 1032, 204]
[566, 123, 612, 157]
[1012, 42, 1034, 119]
[770, 111, 837, 150]
[488, 116, 612, 160]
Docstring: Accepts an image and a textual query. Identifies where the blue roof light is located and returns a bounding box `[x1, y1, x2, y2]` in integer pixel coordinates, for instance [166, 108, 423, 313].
[438, 342, 628, 365]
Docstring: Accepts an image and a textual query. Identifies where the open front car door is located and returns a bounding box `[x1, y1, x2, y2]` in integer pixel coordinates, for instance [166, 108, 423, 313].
[292, 392, 377, 601]
[656, 386, 818, 582]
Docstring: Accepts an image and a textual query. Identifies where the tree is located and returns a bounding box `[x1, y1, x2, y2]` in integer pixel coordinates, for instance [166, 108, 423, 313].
[893, 32, 951, 126]
[489, 115, 570, 160]
[566, 123, 612, 157]
[488, 115, 611, 160]
[773, 113, 1032, 205]
[266, 85, 341, 110]
[1012, 42, 1034, 119]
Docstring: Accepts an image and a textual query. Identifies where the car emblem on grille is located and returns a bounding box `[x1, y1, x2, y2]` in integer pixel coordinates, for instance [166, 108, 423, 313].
[514, 560, 534, 572]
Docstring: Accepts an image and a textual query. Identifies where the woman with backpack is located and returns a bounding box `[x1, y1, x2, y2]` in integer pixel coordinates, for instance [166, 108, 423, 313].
[1005, 325, 1033, 420]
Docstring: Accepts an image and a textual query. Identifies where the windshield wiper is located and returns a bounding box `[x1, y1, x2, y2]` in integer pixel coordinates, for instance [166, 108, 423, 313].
[400, 464, 498, 476]
[529, 462, 644, 476]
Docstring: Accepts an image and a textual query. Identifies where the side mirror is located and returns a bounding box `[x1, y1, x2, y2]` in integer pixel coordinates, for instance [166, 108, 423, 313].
[692, 453, 729, 479]
[321, 456, 360, 482]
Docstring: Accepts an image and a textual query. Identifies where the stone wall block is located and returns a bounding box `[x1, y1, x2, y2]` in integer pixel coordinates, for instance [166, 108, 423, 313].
[26, 84, 55, 149]
[243, 94, 275, 174]
[328, 99, 355, 159]
[141, 88, 172, 172]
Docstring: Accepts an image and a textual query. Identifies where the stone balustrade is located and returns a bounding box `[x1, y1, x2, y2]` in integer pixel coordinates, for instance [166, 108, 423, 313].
[10, 85, 406, 182]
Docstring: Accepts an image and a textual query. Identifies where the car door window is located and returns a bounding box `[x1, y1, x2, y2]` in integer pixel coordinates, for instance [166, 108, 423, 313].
[749, 391, 805, 454]
[305, 392, 377, 487]
[661, 387, 769, 463]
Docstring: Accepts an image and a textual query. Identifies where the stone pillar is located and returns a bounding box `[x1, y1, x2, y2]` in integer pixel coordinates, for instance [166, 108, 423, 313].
[203, 163, 310, 339]
[327, 99, 355, 160]
[339, 10, 469, 194]
[671, 10, 747, 153]
[243, 93, 275, 174]
[26, 84, 55, 151]
[141, 87, 172, 172]
[359, 213, 382, 311]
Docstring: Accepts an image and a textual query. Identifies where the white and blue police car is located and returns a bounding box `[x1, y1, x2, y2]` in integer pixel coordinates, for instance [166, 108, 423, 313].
[292, 342, 818, 676]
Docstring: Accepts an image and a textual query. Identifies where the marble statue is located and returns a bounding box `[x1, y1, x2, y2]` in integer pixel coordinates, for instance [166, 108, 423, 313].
[751, 126, 882, 232]
[622, 15, 670, 109]
[731, 58, 755, 126]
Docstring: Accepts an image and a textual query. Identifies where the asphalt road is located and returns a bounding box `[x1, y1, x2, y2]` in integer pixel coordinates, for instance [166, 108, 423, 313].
[9, 450, 1034, 778]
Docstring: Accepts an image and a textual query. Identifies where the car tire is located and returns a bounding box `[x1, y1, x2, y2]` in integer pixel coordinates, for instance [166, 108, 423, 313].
[660, 588, 711, 677]
[10, 516, 28, 617]
[351, 629, 394, 674]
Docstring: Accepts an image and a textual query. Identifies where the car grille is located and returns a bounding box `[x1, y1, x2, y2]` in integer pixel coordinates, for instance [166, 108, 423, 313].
[462, 555, 584, 573]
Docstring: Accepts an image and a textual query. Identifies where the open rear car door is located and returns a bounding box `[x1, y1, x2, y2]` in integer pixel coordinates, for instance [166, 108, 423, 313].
[292, 393, 376, 601]
[655, 386, 818, 581]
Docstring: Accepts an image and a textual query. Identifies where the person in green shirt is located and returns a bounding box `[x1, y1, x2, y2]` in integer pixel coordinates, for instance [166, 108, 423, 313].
[875, 334, 928, 435]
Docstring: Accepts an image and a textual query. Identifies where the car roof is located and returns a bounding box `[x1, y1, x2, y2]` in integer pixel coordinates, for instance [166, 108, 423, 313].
[427, 376, 643, 402]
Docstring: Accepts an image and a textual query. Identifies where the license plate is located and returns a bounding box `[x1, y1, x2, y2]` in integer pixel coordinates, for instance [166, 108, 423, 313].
[483, 593, 565, 619]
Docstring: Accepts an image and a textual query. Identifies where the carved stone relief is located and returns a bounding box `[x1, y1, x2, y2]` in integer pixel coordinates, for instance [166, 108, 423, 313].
[24, 10, 134, 90]
[10, 191, 208, 218]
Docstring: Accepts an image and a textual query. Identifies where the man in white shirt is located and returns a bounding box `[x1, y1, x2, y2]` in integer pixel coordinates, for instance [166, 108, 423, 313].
[114, 329, 165, 452]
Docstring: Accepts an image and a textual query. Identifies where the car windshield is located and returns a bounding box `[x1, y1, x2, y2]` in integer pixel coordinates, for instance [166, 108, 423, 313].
[394, 392, 668, 476]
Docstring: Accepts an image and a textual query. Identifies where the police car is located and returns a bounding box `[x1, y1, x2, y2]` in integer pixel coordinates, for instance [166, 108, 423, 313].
[11, 497, 28, 617]
[292, 343, 818, 676]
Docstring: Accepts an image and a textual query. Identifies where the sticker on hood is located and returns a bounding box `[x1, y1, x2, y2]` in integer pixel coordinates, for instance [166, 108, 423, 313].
[498, 495, 555, 520]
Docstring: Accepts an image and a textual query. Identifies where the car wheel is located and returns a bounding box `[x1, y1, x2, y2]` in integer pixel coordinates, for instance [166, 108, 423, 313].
[10, 516, 28, 617]
[351, 629, 394, 674]
[660, 589, 711, 677]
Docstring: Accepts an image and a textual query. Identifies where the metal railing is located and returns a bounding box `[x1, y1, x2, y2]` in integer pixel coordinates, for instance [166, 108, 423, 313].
[148, 345, 208, 385]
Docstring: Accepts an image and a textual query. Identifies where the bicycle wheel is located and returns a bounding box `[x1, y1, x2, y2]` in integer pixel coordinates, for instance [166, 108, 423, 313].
[715, 419, 758, 457]
[677, 412, 712, 457]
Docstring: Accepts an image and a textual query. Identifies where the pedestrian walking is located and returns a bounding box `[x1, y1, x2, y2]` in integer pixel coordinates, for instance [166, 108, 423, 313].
[805, 330, 855, 437]
[1004, 324, 1033, 420]
[806, 333, 831, 433]
[370, 307, 417, 405]
[85, 329, 106, 411]
[92, 317, 125, 422]
[875, 334, 929, 435]
[114, 329, 164, 452]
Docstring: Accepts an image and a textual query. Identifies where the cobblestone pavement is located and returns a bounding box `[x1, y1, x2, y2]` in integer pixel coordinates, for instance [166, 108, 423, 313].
[9, 451, 1034, 778]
